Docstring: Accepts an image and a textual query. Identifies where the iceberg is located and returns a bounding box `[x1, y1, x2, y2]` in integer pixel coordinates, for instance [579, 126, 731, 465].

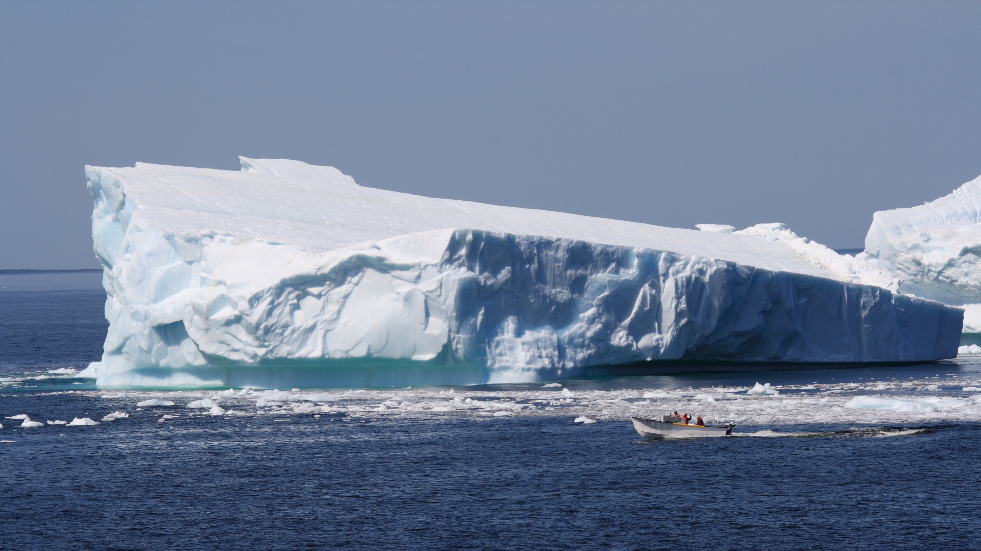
[82, 158, 962, 389]
[859, 175, 981, 343]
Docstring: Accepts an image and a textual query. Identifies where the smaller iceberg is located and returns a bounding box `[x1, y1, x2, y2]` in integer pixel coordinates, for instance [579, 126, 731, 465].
[746, 382, 779, 395]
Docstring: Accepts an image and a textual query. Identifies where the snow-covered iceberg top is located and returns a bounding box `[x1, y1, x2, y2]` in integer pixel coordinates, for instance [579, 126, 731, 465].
[861, 175, 981, 306]
[82, 158, 962, 389]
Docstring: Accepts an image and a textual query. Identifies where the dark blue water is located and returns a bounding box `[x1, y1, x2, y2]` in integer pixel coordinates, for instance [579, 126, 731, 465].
[2, 273, 980, 550]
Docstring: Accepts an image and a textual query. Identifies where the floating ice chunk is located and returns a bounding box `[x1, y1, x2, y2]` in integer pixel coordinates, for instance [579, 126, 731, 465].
[186, 399, 215, 409]
[5, 414, 29, 420]
[20, 418, 44, 428]
[542, 383, 563, 388]
[958, 345, 981, 355]
[209, 405, 225, 415]
[256, 398, 284, 407]
[561, 388, 575, 397]
[67, 418, 99, 426]
[963, 387, 981, 392]
[47, 420, 68, 425]
[493, 411, 513, 416]
[574, 416, 597, 424]
[137, 399, 175, 407]
[101, 412, 129, 421]
[844, 396, 967, 412]
[747, 383, 779, 395]
[47, 368, 79, 375]
[695, 393, 717, 402]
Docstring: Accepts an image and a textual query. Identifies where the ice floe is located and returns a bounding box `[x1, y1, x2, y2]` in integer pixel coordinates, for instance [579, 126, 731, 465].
[746, 382, 779, 395]
[845, 396, 967, 413]
[67, 418, 99, 426]
[19, 358, 981, 431]
[958, 344, 981, 355]
[137, 399, 175, 407]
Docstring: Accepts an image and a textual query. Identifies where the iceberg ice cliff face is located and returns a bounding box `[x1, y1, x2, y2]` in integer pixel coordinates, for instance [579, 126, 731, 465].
[862, 175, 981, 306]
[82, 158, 962, 388]
[859, 175, 981, 342]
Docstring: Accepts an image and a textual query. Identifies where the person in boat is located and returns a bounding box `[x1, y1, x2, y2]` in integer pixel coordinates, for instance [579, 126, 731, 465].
[696, 415, 704, 426]
[683, 413, 691, 425]
[673, 411, 680, 419]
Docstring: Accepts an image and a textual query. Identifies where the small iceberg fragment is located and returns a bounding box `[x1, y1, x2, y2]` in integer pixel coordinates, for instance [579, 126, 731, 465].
[963, 387, 981, 392]
[958, 344, 981, 355]
[20, 418, 44, 428]
[5, 414, 29, 420]
[101, 412, 129, 421]
[67, 418, 99, 426]
[747, 383, 779, 395]
[493, 411, 513, 416]
[209, 405, 225, 416]
[561, 388, 576, 397]
[574, 416, 597, 424]
[137, 399, 175, 407]
[542, 383, 563, 388]
[47, 420, 68, 425]
[186, 398, 216, 409]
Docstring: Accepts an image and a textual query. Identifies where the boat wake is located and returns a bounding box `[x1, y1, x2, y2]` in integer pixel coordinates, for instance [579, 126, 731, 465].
[740, 426, 933, 439]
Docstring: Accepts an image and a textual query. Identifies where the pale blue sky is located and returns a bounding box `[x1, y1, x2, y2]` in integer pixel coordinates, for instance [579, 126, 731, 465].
[2, 1, 979, 269]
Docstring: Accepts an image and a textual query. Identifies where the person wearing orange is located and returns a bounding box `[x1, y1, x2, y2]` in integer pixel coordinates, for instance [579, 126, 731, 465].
[696, 415, 704, 426]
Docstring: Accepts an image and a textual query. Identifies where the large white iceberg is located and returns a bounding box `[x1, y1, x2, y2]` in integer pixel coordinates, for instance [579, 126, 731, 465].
[860, 175, 981, 340]
[81, 158, 962, 388]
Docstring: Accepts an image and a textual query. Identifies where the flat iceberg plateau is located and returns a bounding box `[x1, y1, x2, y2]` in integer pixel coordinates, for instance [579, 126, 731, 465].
[81, 158, 962, 388]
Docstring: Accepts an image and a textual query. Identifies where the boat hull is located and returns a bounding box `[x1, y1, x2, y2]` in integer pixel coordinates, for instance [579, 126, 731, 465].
[631, 417, 733, 440]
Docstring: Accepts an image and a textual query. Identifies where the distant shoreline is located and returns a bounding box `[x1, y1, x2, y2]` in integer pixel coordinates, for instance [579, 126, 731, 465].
[0, 269, 102, 275]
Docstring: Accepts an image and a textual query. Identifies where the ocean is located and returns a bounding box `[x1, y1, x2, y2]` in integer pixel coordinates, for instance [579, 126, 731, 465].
[2, 272, 980, 550]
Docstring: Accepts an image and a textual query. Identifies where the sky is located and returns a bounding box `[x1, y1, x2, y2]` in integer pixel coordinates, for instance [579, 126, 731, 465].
[1, 1, 979, 269]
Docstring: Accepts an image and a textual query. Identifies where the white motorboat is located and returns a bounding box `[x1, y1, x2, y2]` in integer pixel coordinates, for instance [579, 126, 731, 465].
[631, 415, 735, 440]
